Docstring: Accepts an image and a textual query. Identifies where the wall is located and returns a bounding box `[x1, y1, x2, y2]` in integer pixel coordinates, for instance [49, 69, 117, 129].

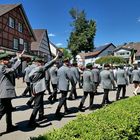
[114, 49, 131, 59]
[0, 6, 32, 52]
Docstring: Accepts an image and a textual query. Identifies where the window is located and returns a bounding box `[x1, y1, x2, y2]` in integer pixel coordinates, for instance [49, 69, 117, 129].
[9, 17, 15, 28]
[13, 38, 18, 50]
[24, 42, 28, 52]
[18, 23, 23, 32]
[119, 52, 125, 55]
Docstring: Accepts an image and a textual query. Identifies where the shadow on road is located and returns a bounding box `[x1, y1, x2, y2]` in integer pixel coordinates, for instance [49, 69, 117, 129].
[15, 105, 30, 111]
[95, 92, 104, 95]
[16, 120, 52, 132]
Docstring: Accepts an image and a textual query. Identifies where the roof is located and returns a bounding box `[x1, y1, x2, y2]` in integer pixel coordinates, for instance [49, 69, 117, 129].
[31, 29, 46, 50]
[123, 42, 140, 56]
[0, 4, 19, 16]
[94, 43, 116, 51]
[113, 46, 134, 52]
[0, 4, 36, 41]
[79, 51, 100, 58]
[79, 43, 116, 58]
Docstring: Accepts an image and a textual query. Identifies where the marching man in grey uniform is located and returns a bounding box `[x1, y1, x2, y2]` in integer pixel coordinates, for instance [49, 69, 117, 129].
[100, 64, 115, 106]
[78, 63, 96, 111]
[92, 66, 100, 94]
[68, 62, 79, 100]
[48, 62, 58, 103]
[0, 51, 23, 133]
[55, 59, 74, 116]
[115, 65, 128, 100]
[28, 53, 59, 127]
[45, 69, 51, 95]
[132, 64, 140, 95]
[21, 62, 32, 97]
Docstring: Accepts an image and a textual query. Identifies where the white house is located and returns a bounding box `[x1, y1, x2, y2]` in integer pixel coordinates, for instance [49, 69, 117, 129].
[78, 43, 116, 66]
[49, 41, 58, 57]
[122, 42, 140, 66]
[113, 46, 137, 64]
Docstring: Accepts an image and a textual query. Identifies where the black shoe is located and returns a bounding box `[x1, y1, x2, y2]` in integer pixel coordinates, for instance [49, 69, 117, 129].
[55, 112, 63, 117]
[106, 100, 112, 104]
[48, 96, 53, 104]
[64, 109, 70, 115]
[21, 94, 26, 97]
[67, 97, 73, 100]
[26, 102, 32, 108]
[11, 107, 17, 111]
[74, 96, 78, 99]
[6, 125, 18, 133]
[101, 102, 108, 107]
[38, 115, 45, 121]
[89, 106, 94, 110]
[78, 107, 84, 112]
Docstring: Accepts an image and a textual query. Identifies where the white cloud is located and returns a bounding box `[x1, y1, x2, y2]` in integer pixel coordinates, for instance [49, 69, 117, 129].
[48, 33, 55, 37]
[55, 43, 63, 46]
[137, 17, 140, 22]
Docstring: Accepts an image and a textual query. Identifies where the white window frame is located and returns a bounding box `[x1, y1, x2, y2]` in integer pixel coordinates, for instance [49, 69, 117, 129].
[24, 42, 28, 52]
[9, 17, 15, 28]
[18, 22, 23, 32]
[13, 38, 19, 50]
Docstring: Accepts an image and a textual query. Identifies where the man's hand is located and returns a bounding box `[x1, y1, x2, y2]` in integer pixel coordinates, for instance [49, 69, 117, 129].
[16, 48, 25, 58]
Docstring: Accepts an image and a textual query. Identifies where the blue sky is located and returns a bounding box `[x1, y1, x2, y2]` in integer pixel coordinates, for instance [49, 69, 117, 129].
[1, 0, 140, 48]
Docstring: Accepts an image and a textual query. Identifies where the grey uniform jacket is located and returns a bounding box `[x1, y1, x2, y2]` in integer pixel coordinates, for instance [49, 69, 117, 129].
[91, 68, 100, 83]
[115, 69, 128, 85]
[100, 69, 115, 89]
[24, 66, 31, 83]
[49, 65, 58, 85]
[57, 65, 73, 91]
[83, 69, 96, 92]
[29, 60, 56, 94]
[70, 66, 80, 84]
[0, 59, 21, 98]
[132, 69, 140, 82]
[45, 69, 50, 81]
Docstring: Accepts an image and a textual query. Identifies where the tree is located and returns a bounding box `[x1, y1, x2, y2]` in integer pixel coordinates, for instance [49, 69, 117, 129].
[59, 48, 72, 60]
[68, 8, 96, 60]
[95, 56, 126, 65]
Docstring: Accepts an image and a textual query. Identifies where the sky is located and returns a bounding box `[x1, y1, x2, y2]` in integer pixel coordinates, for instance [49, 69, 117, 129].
[1, 0, 140, 48]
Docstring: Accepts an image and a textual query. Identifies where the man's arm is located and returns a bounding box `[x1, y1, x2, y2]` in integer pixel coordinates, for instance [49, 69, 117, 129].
[3, 50, 24, 74]
[43, 52, 59, 71]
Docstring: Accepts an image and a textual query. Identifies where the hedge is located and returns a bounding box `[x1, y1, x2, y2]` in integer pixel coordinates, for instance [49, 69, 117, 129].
[31, 96, 140, 140]
[95, 56, 126, 65]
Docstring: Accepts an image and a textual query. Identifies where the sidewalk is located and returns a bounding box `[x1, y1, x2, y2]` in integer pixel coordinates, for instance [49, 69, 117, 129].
[0, 78, 135, 140]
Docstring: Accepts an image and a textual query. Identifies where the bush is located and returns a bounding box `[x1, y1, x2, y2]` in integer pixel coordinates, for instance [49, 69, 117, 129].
[31, 96, 140, 140]
[95, 56, 126, 65]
